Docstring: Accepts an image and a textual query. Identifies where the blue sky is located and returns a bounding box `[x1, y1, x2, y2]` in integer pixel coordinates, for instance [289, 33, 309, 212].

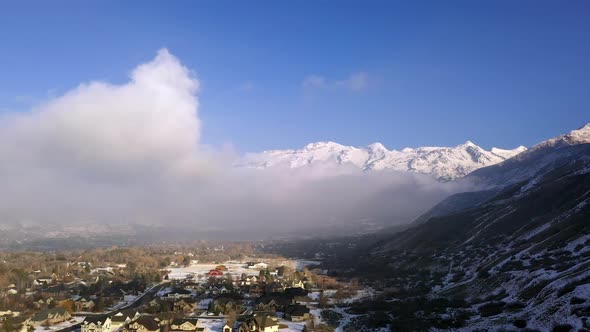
[0, 1, 588, 152]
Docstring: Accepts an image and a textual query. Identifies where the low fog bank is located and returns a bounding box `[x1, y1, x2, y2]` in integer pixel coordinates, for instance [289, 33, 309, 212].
[0, 50, 473, 238]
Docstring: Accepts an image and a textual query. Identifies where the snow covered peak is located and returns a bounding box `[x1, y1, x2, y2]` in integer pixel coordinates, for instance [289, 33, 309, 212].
[568, 123, 590, 143]
[367, 142, 387, 152]
[531, 122, 590, 151]
[303, 141, 345, 151]
[238, 139, 527, 180]
[461, 140, 477, 147]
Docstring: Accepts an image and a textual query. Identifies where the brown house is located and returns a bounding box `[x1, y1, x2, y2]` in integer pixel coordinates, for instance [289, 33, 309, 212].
[122, 316, 161, 332]
[27, 307, 71, 327]
[173, 298, 197, 313]
[283, 304, 310, 322]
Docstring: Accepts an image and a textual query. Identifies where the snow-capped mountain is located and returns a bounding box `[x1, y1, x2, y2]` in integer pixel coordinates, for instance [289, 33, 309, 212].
[238, 141, 527, 180]
[468, 123, 590, 187]
[529, 122, 590, 151]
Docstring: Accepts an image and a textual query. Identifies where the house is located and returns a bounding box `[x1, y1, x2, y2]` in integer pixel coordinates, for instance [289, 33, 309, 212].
[41, 283, 69, 298]
[100, 287, 125, 302]
[4, 284, 18, 295]
[248, 263, 268, 270]
[0, 311, 20, 322]
[161, 287, 192, 300]
[36, 273, 56, 285]
[74, 297, 95, 312]
[290, 280, 305, 289]
[283, 304, 310, 322]
[122, 316, 161, 332]
[255, 294, 292, 312]
[27, 307, 71, 327]
[173, 298, 197, 313]
[265, 282, 285, 293]
[209, 294, 244, 314]
[181, 282, 202, 291]
[110, 310, 140, 330]
[237, 314, 279, 332]
[1, 311, 26, 332]
[253, 315, 279, 332]
[209, 285, 229, 295]
[242, 275, 258, 286]
[148, 298, 166, 311]
[81, 316, 112, 332]
[169, 318, 201, 332]
[34, 298, 46, 310]
[248, 285, 265, 297]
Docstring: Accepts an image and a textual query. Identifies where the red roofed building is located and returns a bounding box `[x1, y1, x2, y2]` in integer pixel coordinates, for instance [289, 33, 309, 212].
[208, 269, 223, 276]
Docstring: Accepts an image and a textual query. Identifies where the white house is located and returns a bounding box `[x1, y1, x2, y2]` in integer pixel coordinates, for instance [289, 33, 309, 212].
[249, 262, 268, 270]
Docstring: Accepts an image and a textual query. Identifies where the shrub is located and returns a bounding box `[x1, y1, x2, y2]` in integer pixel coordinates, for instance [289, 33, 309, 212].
[572, 305, 590, 317]
[571, 296, 586, 305]
[478, 301, 506, 317]
[513, 319, 527, 328]
[505, 301, 527, 311]
[321, 310, 343, 328]
[552, 324, 573, 332]
[519, 279, 551, 301]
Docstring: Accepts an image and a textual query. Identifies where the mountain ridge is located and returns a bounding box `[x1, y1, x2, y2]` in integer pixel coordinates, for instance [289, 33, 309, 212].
[238, 140, 527, 180]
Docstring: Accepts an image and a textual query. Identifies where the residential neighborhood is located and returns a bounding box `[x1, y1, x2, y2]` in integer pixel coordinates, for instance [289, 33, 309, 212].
[0, 246, 350, 332]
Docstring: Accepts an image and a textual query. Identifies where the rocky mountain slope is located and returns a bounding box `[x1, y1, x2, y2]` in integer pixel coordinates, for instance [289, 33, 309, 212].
[411, 124, 590, 224]
[362, 124, 590, 330]
[467, 123, 590, 187]
[238, 141, 527, 181]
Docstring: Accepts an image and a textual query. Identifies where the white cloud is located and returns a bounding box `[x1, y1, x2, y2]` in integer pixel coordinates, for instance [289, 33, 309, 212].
[0, 51, 461, 237]
[238, 81, 256, 92]
[302, 72, 369, 92]
[302, 75, 327, 90]
[1, 48, 203, 179]
[341, 72, 369, 91]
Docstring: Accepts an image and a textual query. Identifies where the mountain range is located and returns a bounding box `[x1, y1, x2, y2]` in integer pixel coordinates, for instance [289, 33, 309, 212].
[239, 140, 527, 181]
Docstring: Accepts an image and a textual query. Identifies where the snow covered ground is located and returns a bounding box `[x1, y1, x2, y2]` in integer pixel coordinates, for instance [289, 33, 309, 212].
[195, 318, 225, 332]
[311, 306, 359, 332]
[277, 319, 306, 331]
[32, 316, 85, 332]
[166, 259, 322, 280]
[340, 287, 376, 304]
[166, 262, 258, 280]
[197, 298, 213, 310]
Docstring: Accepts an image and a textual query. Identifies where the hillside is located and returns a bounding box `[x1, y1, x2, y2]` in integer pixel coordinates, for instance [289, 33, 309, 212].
[361, 140, 590, 329]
